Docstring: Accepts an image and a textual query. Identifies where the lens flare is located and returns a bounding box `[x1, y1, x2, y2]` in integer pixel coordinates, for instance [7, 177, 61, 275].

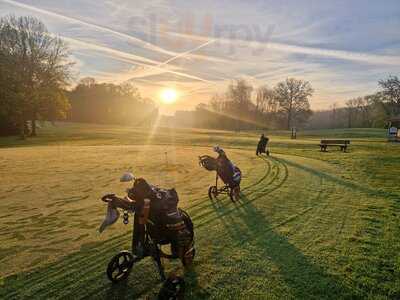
[160, 88, 178, 104]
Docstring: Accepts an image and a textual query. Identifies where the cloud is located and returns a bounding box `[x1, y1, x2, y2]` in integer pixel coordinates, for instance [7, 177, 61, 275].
[1, 0, 228, 64]
[168, 31, 400, 66]
[1, 0, 178, 56]
[62, 35, 214, 83]
[1, 0, 399, 113]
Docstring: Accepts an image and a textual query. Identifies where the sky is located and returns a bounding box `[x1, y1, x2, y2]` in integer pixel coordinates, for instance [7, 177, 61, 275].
[0, 0, 399, 115]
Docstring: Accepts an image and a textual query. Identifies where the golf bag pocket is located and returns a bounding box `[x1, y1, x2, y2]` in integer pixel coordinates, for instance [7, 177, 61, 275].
[164, 209, 186, 231]
[151, 188, 179, 212]
[232, 167, 241, 184]
[169, 226, 192, 262]
[148, 189, 184, 240]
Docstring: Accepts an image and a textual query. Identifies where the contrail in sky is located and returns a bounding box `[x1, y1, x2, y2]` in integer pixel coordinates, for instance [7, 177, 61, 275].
[1, 0, 177, 56]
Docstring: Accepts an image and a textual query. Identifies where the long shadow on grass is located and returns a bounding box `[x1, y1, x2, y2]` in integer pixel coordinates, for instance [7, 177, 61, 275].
[0, 232, 163, 299]
[275, 156, 399, 200]
[193, 155, 287, 229]
[209, 194, 362, 299]
[1, 231, 207, 299]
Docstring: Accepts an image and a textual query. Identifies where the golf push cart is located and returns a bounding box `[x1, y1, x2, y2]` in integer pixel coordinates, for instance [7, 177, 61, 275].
[198, 155, 241, 202]
[100, 173, 195, 284]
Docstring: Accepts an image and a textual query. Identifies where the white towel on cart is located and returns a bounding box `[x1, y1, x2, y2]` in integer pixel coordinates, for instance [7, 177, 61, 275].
[99, 203, 120, 233]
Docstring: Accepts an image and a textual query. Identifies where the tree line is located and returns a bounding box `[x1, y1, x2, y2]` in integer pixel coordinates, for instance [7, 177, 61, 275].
[171, 75, 399, 131]
[308, 76, 400, 129]
[171, 78, 314, 130]
[0, 15, 157, 137]
[66, 78, 158, 127]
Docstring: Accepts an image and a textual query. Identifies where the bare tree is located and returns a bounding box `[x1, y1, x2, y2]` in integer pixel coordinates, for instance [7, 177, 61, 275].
[355, 97, 373, 127]
[330, 102, 338, 128]
[378, 75, 400, 116]
[227, 79, 253, 115]
[79, 77, 96, 88]
[345, 98, 359, 128]
[274, 78, 313, 129]
[255, 85, 275, 114]
[209, 93, 225, 112]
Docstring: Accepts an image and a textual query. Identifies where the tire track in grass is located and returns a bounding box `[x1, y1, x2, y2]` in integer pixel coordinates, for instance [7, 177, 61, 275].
[185, 153, 272, 217]
[4, 152, 273, 299]
[1, 151, 242, 298]
[18, 199, 206, 299]
[194, 157, 288, 229]
[249, 158, 340, 236]
[184, 152, 272, 212]
[188, 158, 303, 296]
[57, 155, 279, 298]
[190, 156, 279, 223]
[2, 232, 129, 298]
[271, 154, 388, 253]
[272, 155, 358, 245]
[34, 243, 135, 300]
[216, 176, 328, 249]
[9, 238, 129, 299]
[197, 154, 331, 245]
[184, 160, 271, 215]
[3, 151, 278, 299]
[201, 156, 285, 224]
[196, 176, 328, 296]
[278, 176, 326, 238]
[53, 242, 174, 299]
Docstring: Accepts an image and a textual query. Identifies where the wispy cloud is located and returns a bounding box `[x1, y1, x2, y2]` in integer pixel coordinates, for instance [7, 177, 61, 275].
[1, 0, 399, 112]
[126, 39, 217, 80]
[1, 0, 227, 64]
[62, 36, 214, 83]
[168, 31, 400, 66]
[1, 0, 177, 56]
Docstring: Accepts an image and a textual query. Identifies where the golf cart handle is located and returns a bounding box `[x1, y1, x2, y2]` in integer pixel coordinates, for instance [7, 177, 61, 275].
[101, 193, 117, 203]
[198, 155, 210, 166]
[101, 193, 136, 212]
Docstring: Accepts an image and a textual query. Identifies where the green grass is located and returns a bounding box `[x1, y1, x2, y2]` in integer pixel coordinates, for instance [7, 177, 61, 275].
[0, 123, 399, 299]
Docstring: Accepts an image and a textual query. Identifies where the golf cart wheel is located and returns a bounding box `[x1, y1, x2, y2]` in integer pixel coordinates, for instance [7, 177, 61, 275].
[158, 275, 186, 300]
[182, 247, 196, 267]
[208, 186, 217, 200]
[229, 186, 240, 202]
[106, 250, 134, 283]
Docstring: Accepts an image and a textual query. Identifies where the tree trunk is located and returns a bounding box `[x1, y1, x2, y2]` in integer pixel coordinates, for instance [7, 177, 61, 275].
[347, 111, 352, 128]
[19, 116, 26, 140]
[31, 118, 37, 136]
[287, 98, 293, 130]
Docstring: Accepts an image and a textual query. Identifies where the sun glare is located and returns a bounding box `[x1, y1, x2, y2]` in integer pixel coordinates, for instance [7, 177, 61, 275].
[160, 88, 178, 104]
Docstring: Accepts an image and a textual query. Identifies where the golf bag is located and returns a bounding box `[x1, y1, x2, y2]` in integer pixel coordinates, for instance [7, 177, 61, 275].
[199, 155, 241, 188]
[128, 179, 194, 265]
[256, 137, 269, 156]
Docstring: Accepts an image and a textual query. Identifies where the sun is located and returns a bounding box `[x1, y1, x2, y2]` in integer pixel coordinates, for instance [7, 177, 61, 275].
[160, 88, 178, 104]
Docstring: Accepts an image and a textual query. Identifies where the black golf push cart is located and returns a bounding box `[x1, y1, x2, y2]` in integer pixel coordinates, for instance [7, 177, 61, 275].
[198, 155, 241, 202]
[104, 207, 195, 283]
[99, 173, 195, 288]
[256, 135, 270, 156]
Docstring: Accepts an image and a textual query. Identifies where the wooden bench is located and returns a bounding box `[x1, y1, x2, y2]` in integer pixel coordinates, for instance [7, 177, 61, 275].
[319, 140, 350, 152]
